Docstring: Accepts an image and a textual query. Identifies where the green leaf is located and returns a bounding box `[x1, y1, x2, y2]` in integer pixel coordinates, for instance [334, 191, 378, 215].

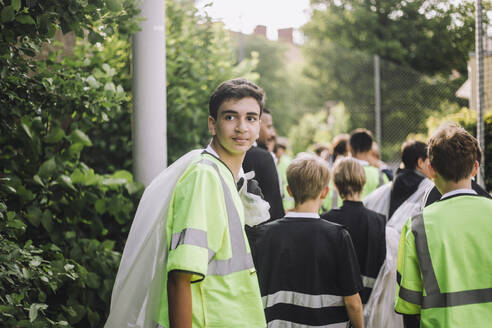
[16, 14, 36, 25]
[58, 175, 76, 191]
[12, 0, 21, 11]
[112, 170, 133, 182]
[88, 30, 104, 44]
[26, 207, 42, 227]
[33, 175, 45, 187]
[1, 6, 15, 23]
[41, 210, 53, 233]
[69, 129, 92, 146]
[21, 123, 33, 139]
[95, 199, 106, 214]
[101, 239, 115, 250]
[86, 271, 101, 289]
[44, 127, 65, 144]
[7, 218, 26, 231]
[101, 177, 126, 186]
[29, 303, 48, 322]
[38, 158, 57, 178]
[106, 0, 122, 12]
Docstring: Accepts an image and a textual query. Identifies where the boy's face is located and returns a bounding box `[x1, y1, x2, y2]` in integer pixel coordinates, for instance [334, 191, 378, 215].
[259, 112, 276, 150]
[208, 97, 261, 157]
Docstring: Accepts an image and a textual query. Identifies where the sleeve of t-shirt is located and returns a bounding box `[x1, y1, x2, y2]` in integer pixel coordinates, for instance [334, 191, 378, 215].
[335, 229, 363, 296]
[166, 165, 227, 282]
[395, 218, 423, 314]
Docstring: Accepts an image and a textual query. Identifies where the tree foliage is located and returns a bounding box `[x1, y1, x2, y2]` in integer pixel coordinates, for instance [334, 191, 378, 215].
[0, 0, 143, 326]
[304, 0, 481, 75]
[301, 0, 482, 161]
[237, 34, 318, 136]
[288, 103, 349, 154]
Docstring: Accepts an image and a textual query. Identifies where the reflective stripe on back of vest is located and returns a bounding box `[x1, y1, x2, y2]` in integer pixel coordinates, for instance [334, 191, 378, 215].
[408, 212, 492, 309]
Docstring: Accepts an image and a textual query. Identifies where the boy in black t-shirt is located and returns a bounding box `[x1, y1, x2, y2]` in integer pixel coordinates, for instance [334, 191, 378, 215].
[321, 157, 386, 304]
[253, 153, 363, 328]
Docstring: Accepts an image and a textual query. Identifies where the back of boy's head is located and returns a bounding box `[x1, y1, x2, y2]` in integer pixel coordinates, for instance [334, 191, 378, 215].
[428, 123, 481, 182]
[331, 133, 350, 160]
[350, 128, 373, 154]
[208, 78, 265, 120]
[287, 153, 331, 205]
[401, 140, 428, 170]
[332, 157, 366, 198]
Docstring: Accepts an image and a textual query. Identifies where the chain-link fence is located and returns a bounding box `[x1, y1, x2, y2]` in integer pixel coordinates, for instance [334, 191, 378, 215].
[322, 43, 469, 166]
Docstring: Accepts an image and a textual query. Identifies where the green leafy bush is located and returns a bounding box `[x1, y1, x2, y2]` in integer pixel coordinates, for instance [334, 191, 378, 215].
[1, 0, 143, 326]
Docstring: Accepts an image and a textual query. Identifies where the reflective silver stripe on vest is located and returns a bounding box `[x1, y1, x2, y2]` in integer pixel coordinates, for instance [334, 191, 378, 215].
[331, 189, 339, 210]
[362, 275, 376, 288]
[268, 319, 349, 328]
[199, 159, 255, 276]
[411, 213, 492, 309]
[399, 286, 422, 305]
[170, 228, 208, 250]
[262, 290, 345, 309]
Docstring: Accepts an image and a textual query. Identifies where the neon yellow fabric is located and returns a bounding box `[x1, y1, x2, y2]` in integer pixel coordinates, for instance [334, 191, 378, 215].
[157, 153, 266, 327]
[320, 181, 343, 213]
[395, 195, 492, 327]
[362, 166, 388, 199]
[277, 154, 294, 210]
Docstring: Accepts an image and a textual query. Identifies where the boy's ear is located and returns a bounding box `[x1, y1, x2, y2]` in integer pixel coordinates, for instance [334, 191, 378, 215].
[320, 186, 329, 199]
[427, 163, 437, 180]
[471, 160, 480, 177]
[208, 116, 216, 136]
[287, 185, 293, 198]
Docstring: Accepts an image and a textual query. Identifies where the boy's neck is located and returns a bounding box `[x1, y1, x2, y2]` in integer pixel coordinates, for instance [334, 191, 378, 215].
[210, 139, 244, 181]
[292, 198, 321, 214]
[435, 175, 473, 195]
[353, 152, 371, 163]
[342, 193, 361, 202]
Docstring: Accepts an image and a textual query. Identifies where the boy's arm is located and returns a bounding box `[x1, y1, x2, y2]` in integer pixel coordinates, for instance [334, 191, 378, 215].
[343, 294, 363, 328]
[168, 271, 193, 328]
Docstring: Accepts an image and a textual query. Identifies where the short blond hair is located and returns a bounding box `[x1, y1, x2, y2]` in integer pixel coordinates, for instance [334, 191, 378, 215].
[333, 157, 366, 198]
[287, 153, 331, 205]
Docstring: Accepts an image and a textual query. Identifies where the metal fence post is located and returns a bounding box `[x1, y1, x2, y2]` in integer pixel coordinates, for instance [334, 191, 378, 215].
[475, 0, 485, 187]
[374, 55, 382, 148]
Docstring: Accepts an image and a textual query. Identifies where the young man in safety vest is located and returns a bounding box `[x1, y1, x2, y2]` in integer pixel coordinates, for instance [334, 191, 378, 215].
[395, 123, 492, 327]
[253, 153, 364, 328]
[349, 128, 389, 199]
[158, 79, 267, 327]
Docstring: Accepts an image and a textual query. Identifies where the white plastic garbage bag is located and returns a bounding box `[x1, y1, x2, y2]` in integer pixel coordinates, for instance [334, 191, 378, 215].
[363, 178, 434, 328]
[363, 182, 392, 218]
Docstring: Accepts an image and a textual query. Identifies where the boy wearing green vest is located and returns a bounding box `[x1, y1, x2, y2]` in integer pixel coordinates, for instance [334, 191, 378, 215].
[395, 123, 492, 327]
[160, 79, 267, 327]
[350, 128, 389, 199]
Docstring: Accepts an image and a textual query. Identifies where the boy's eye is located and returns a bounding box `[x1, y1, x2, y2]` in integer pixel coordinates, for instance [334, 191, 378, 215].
[225, 115, 235, 121]
[247, 116, 257, 122]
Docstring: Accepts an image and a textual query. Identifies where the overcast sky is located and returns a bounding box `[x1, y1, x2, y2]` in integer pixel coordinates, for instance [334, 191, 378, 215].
[196, 0, 311, 41]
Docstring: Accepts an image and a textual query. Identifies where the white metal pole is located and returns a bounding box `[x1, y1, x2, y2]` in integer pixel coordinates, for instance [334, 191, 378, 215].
[374, 55, 382, 148]
[475, 0, 485, 187]
[132, 0, 167, 186]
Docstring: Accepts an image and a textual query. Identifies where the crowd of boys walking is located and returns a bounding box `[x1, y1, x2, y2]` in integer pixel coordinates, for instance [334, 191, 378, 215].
[107, 79, 492, 328]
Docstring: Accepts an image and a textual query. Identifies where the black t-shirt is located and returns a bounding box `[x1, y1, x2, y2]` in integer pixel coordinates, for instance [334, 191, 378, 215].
[243, 146, 285, 221]
[321, 201, 386, 304]
[252, 216, 362, 326]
